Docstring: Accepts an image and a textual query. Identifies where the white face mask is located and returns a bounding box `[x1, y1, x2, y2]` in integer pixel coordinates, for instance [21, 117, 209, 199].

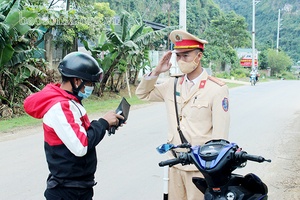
[78, 86, 94, 99]
[177, 54, 200, 74]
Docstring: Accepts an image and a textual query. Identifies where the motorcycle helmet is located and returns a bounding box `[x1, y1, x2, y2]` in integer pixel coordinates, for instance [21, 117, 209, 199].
[58, 52, 103, 83]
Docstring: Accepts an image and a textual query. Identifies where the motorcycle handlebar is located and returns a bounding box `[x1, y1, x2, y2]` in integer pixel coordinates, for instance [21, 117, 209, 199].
[158, 148, 271, 168]
[237, 151, 271, 163]
[158, 152, 191, 167]
[159, 158, 182, 167]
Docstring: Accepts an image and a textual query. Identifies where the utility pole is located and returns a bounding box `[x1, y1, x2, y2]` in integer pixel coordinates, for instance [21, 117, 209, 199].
[252, 0, 260, 70]
[179, 0, 186, 31]
[170, 0, 187, 74]
[65, 0, 70, 11]
[166, 3, 171, 50]
[276, 9, 281, 53]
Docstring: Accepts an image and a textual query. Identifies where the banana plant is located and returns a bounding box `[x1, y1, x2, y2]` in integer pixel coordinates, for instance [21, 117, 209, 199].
[83, 10, 174, 95]
[0, 0, 43, 109]
[0, 0, 38, 67]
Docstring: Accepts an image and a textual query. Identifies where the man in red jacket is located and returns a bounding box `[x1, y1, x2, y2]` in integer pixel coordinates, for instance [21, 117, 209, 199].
[24, 52, 124, 200]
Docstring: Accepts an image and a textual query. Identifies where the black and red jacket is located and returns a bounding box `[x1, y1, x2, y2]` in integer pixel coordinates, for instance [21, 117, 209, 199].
[24, 83, 109, 186]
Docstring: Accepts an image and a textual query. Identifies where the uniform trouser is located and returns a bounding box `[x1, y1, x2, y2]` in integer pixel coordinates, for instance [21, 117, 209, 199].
[44, 186, 93, 200]
[168, 167, 204, 200]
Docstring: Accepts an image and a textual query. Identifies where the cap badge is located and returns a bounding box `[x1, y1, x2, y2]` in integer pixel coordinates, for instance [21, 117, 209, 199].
[175, 34, 182, 41]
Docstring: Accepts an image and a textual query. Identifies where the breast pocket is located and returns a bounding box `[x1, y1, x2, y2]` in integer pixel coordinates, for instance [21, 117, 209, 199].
[189, 100, 210, 121]
[191, 100, 209, 109]
[191, 98, 209, 109]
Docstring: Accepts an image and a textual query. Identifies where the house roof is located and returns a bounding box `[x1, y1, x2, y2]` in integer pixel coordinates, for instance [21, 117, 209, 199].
[143, 20, 166, 30]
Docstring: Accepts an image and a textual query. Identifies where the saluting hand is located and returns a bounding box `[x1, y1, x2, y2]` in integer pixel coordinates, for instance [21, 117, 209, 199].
[152, 51, 172, 76]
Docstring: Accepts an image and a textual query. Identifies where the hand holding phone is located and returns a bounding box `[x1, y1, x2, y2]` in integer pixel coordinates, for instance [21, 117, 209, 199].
[108, 97, 130, 135]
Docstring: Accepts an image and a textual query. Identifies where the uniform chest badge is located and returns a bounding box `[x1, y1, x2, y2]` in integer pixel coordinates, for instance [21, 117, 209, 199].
[222, 97, 229, 112]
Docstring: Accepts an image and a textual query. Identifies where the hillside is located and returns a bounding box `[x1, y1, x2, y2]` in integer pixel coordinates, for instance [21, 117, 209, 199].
[214, 0, 300, 63]
[98, 0, 299, 63]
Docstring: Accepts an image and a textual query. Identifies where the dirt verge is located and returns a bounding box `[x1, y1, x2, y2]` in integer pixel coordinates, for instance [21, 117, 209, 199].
[266, 111, 300, 199]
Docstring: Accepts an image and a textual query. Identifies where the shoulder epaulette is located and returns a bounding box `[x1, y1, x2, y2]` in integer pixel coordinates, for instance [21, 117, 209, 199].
[208, 76, 226, 86]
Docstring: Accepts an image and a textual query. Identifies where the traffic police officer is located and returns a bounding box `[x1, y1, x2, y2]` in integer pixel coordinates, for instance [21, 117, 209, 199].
[135, 30, 230, 200]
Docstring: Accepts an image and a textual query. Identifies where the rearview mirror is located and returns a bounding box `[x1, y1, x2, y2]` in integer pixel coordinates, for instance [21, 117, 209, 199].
[156, 143, 175, 154]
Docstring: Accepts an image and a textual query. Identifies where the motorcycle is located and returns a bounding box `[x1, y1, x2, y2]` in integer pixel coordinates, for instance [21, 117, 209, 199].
[250, 75, 257, 86]
[157, 139, 271, 200]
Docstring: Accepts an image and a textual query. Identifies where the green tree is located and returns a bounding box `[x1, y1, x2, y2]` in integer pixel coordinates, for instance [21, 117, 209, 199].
[153, 0, 179, 27]
[258, 49, 268, 70]
[267, 49, 293, 76]
[31, 1, 116, 56]
[97, 0, 172, 22]
[102, 0, 223, 36]
[203, 11, 251, 70]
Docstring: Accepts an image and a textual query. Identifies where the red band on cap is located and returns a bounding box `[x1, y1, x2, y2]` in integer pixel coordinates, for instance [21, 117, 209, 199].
[174, 40, 204, 49]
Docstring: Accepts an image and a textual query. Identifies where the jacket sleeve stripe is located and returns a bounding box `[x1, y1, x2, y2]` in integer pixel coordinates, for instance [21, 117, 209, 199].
[43, 101, 88, 157]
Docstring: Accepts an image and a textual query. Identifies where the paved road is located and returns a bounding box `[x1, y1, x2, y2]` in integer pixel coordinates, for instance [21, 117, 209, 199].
[0, 80, 300, 200]
[228, 80, 300, 199]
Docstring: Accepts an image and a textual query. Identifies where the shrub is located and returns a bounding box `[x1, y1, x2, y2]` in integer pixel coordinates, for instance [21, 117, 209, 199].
[280, 71, 296, 80]
[215, 71, 230, 79]
[230, 67, 249, 79]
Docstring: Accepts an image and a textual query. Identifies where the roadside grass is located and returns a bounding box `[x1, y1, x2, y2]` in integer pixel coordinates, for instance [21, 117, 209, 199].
[0, 82, 244, 133]
[83, 94, 145, 114]
[0, 115, 42, 132]
[225, 82, 244, 88]
[0, 91, 146, 133]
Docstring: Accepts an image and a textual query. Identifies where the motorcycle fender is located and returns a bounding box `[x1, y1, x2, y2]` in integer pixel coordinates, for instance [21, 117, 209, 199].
[243, 173, 268, 195]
